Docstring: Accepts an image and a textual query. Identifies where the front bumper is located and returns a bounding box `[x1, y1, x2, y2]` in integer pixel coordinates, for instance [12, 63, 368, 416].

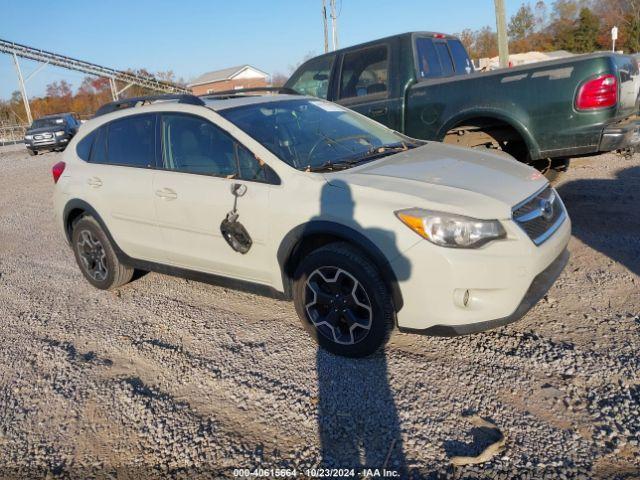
[25, 135, 71, 151]
[400, 248, 569, 336]
[391, 213, 571, 334]
[599, 116, 640, 152]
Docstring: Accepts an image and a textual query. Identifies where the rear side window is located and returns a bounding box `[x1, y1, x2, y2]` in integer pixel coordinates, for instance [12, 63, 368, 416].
[340, 45, 388, 99]
[91, 127, 108, 164]
[287, 55, 335, 99]
[76, 131, 95, 161]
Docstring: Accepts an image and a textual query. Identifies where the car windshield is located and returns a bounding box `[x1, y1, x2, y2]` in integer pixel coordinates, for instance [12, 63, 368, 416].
[31, 117, 66, 129]
[219, 99, 418, 171]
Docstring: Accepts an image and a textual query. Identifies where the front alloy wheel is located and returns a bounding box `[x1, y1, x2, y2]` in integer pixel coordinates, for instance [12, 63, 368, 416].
[305, 267, 373, 345]
[293, 242, 394, 357]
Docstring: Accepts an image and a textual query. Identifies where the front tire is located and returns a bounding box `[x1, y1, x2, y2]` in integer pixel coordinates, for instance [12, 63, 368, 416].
[293, 242, 394, 357]
[71, 216, 134, 290]
[27, 149, 37, 156]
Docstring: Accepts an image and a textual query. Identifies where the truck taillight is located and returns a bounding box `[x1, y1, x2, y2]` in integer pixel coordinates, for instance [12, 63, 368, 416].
[52, 161, 66, 183]
[576, 74, 618, 110]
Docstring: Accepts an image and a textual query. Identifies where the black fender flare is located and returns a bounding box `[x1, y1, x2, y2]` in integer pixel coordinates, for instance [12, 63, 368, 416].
[277, 221, 404, 311]
[62, 199, 131, 263]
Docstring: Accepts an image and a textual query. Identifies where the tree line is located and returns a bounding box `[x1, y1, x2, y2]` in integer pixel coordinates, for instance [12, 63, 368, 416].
[459, 0, 639, 59]
[0, 70, 183, 126]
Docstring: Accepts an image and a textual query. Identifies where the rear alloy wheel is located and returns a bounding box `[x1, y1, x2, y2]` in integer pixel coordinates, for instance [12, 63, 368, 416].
[71, 216, 134, 290]
[293, 242, 394, 357]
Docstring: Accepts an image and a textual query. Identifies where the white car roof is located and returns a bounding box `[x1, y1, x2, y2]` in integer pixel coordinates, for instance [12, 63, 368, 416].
[202, 94, 309, 111]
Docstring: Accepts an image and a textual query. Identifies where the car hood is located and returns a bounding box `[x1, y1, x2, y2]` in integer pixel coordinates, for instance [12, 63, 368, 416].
[325, 142, 548, 219]
[25, 126, 62, 135]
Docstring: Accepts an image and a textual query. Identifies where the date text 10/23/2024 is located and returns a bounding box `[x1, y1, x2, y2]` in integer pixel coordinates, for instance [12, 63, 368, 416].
[233, 468, 401, 478]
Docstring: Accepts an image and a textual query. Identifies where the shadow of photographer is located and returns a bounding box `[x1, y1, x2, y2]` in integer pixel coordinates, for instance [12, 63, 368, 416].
[301, 179, 413, 476]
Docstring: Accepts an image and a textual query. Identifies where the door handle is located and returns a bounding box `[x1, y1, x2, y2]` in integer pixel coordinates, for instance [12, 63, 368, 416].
[87, 177, 102, 188]
[369, 107, 388, 116]
[155, 188, 178, 200]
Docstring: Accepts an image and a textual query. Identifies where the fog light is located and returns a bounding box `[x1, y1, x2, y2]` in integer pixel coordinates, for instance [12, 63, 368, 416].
[454, 289, 471, 308]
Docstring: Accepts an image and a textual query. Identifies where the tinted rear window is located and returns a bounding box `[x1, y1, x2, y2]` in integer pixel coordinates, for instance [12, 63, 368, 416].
[435, 42, 454, 76]
[416, 38, 442, 78]
[416, 37, 473, 78]
[448, 40, 473, 74]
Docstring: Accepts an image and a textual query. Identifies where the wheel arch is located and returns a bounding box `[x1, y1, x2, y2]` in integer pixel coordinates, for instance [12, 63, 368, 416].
[438, 111, 541, 161]
[62, 199, 128, 260]
[277, 221, 404, 311]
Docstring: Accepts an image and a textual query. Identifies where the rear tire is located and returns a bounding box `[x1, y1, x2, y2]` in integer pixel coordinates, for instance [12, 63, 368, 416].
[71, 216, 134, 290]
[293, 242, 394, 357]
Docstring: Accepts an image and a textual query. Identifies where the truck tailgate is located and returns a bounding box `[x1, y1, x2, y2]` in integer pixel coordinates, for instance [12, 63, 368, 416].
[613, 54, 640, 117]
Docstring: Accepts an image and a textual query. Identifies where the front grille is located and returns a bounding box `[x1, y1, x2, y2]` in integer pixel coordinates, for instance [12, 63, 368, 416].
[512, 186, 566, 245]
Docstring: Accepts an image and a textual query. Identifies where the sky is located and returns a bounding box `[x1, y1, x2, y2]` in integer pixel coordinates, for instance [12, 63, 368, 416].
[0, 0, 530, 100]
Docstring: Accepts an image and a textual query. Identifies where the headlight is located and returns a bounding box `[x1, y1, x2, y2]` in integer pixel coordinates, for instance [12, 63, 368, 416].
[24, 134, 33, 140]
[55, 131, 66, 137]
[395, 208, 506, 248]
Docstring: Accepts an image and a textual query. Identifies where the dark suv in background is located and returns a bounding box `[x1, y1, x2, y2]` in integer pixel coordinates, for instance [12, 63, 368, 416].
[24, 113, 81, 156]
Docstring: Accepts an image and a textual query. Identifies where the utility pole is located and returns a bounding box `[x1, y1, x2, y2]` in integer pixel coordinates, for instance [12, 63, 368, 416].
[12, 53, 32, 124]
[330, 0, 339, 51]
[494, 0, 510, 68]
[322, 0, 329, 53]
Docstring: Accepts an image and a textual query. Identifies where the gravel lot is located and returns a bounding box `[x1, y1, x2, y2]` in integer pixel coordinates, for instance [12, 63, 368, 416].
[0, 145, 638, 479]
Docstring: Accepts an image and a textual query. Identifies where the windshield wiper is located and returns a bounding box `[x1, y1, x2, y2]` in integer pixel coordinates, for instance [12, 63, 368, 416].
[345, 141, 418, 163]
[305, 160, 358, 172]
[305, 142, 421, 173]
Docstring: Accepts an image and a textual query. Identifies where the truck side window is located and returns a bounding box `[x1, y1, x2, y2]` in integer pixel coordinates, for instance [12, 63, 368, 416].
[416, 38, 443, 78]
[339, 45, 388, 99]
[288, 55, 334, 99]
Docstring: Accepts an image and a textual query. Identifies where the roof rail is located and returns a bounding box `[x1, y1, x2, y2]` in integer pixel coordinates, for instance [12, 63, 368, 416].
[94, 94, 205, 118]
[200, 86, 300, 99]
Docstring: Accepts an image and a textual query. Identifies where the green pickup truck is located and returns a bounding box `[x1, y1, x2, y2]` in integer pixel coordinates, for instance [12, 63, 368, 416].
[286, 32, 640, 180]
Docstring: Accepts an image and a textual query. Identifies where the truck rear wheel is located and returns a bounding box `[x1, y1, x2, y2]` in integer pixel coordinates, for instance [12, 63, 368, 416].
[444, 126, 568, 183]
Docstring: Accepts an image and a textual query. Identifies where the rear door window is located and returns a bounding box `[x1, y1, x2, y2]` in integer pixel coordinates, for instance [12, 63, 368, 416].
[287, 55, 335, 99]
[339, 45, 389, 99]
[92, 114, 156, 167]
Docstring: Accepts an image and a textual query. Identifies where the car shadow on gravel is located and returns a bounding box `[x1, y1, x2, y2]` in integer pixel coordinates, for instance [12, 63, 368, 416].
[556, 165, 640, 276]
[311, 180, 412, 476]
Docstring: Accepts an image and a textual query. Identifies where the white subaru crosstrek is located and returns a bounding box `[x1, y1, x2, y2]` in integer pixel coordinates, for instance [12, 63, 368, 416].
[52, 92, 570, 357]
